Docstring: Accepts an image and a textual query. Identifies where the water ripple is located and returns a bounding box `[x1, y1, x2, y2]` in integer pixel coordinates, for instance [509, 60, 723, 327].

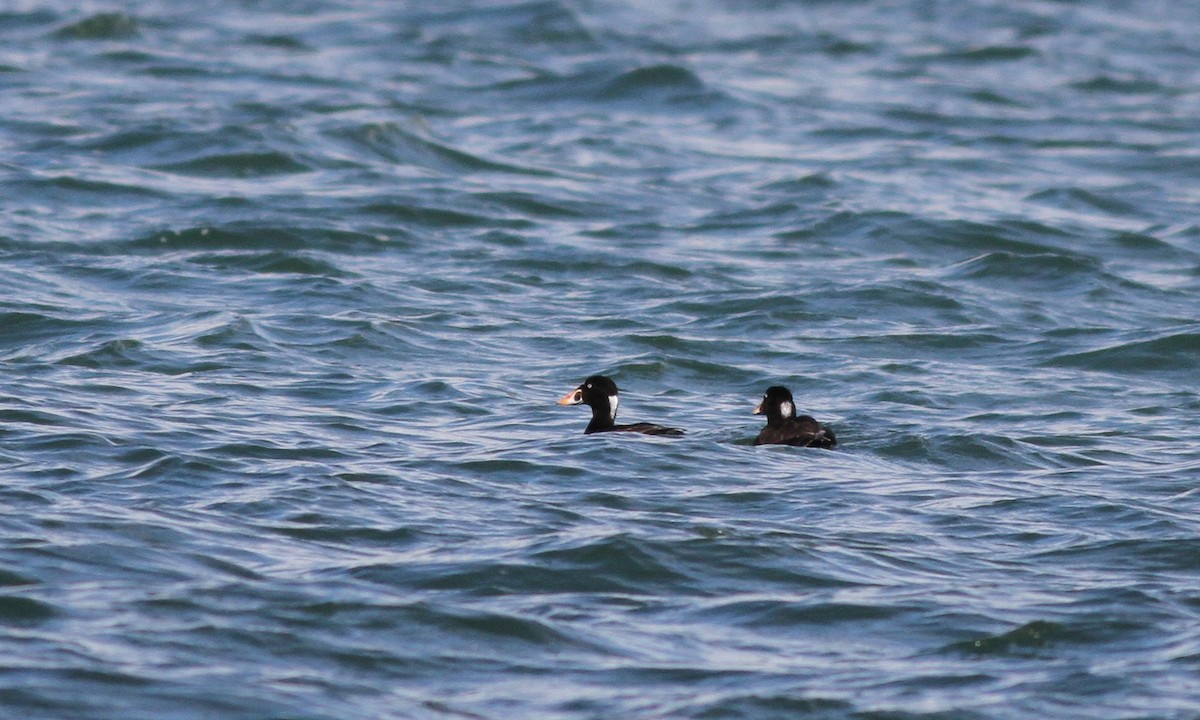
[3, 0, 1200, 718]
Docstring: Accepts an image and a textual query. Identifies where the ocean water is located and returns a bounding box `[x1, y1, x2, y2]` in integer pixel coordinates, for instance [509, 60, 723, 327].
[2, 1, 1199, 718]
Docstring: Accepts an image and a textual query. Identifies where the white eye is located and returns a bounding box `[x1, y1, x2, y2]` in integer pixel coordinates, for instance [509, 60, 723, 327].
[586, 383, 592, 389]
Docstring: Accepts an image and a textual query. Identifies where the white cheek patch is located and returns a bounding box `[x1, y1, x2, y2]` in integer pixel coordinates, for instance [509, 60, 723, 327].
[779, 400, 794, 418]
[608, 394, 619, 422]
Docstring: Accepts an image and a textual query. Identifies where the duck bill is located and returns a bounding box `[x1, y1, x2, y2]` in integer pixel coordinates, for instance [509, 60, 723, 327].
[753, 402, 764, 415]
[557, 388, 583, 406]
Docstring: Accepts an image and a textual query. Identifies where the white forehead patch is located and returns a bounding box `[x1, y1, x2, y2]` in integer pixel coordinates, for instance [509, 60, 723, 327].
[608, 394, 619, 422]
[779, 400, 794, 418]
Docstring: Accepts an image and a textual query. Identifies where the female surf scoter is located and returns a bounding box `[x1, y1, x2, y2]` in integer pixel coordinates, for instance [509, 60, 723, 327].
[753, 385, 836, 448]
[557, 375, 684, 436]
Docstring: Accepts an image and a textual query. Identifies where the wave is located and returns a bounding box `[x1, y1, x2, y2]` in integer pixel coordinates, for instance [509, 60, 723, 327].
[149, 152, 310, 179]
[488, 62, 726, 108]
[52, 12, 138, 40]
[327, 121, 554, 177]
[1045, 329, 1200, 375]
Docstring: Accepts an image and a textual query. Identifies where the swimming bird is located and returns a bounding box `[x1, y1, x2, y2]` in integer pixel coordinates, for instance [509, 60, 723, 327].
[753, 385, 836, 448]
[557, 375, 684, 436]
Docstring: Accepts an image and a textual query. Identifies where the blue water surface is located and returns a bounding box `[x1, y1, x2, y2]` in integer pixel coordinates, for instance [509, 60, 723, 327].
[2, 1, 1199, 718]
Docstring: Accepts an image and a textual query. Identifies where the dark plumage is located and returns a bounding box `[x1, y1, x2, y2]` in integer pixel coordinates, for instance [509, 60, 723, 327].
[753, 385, 836, 448]
[557, 375, 684, 436]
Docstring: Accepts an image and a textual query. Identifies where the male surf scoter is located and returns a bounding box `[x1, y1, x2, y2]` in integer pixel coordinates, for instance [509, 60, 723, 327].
[557, 375, 684, 436]
[753, 385, 836, 448]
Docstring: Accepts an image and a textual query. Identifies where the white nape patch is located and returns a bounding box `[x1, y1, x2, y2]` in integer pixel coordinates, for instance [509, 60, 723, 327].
[779, 400, 794, 418]
[608, 394, 619, 422]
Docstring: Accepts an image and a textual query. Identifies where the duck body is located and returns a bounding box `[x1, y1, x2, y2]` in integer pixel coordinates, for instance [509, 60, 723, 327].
[753, 385, 836, 448]
[558, 375, 684, 437]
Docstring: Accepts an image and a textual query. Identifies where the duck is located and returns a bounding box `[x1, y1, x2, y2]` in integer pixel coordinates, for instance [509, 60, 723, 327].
[753, 385, 836, 448]
[557, 375, 684, 436]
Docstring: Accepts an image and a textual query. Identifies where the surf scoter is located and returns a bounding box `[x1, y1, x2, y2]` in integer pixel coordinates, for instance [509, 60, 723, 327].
[557, 375, 684, 436]
[753, 385, 836, 448]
